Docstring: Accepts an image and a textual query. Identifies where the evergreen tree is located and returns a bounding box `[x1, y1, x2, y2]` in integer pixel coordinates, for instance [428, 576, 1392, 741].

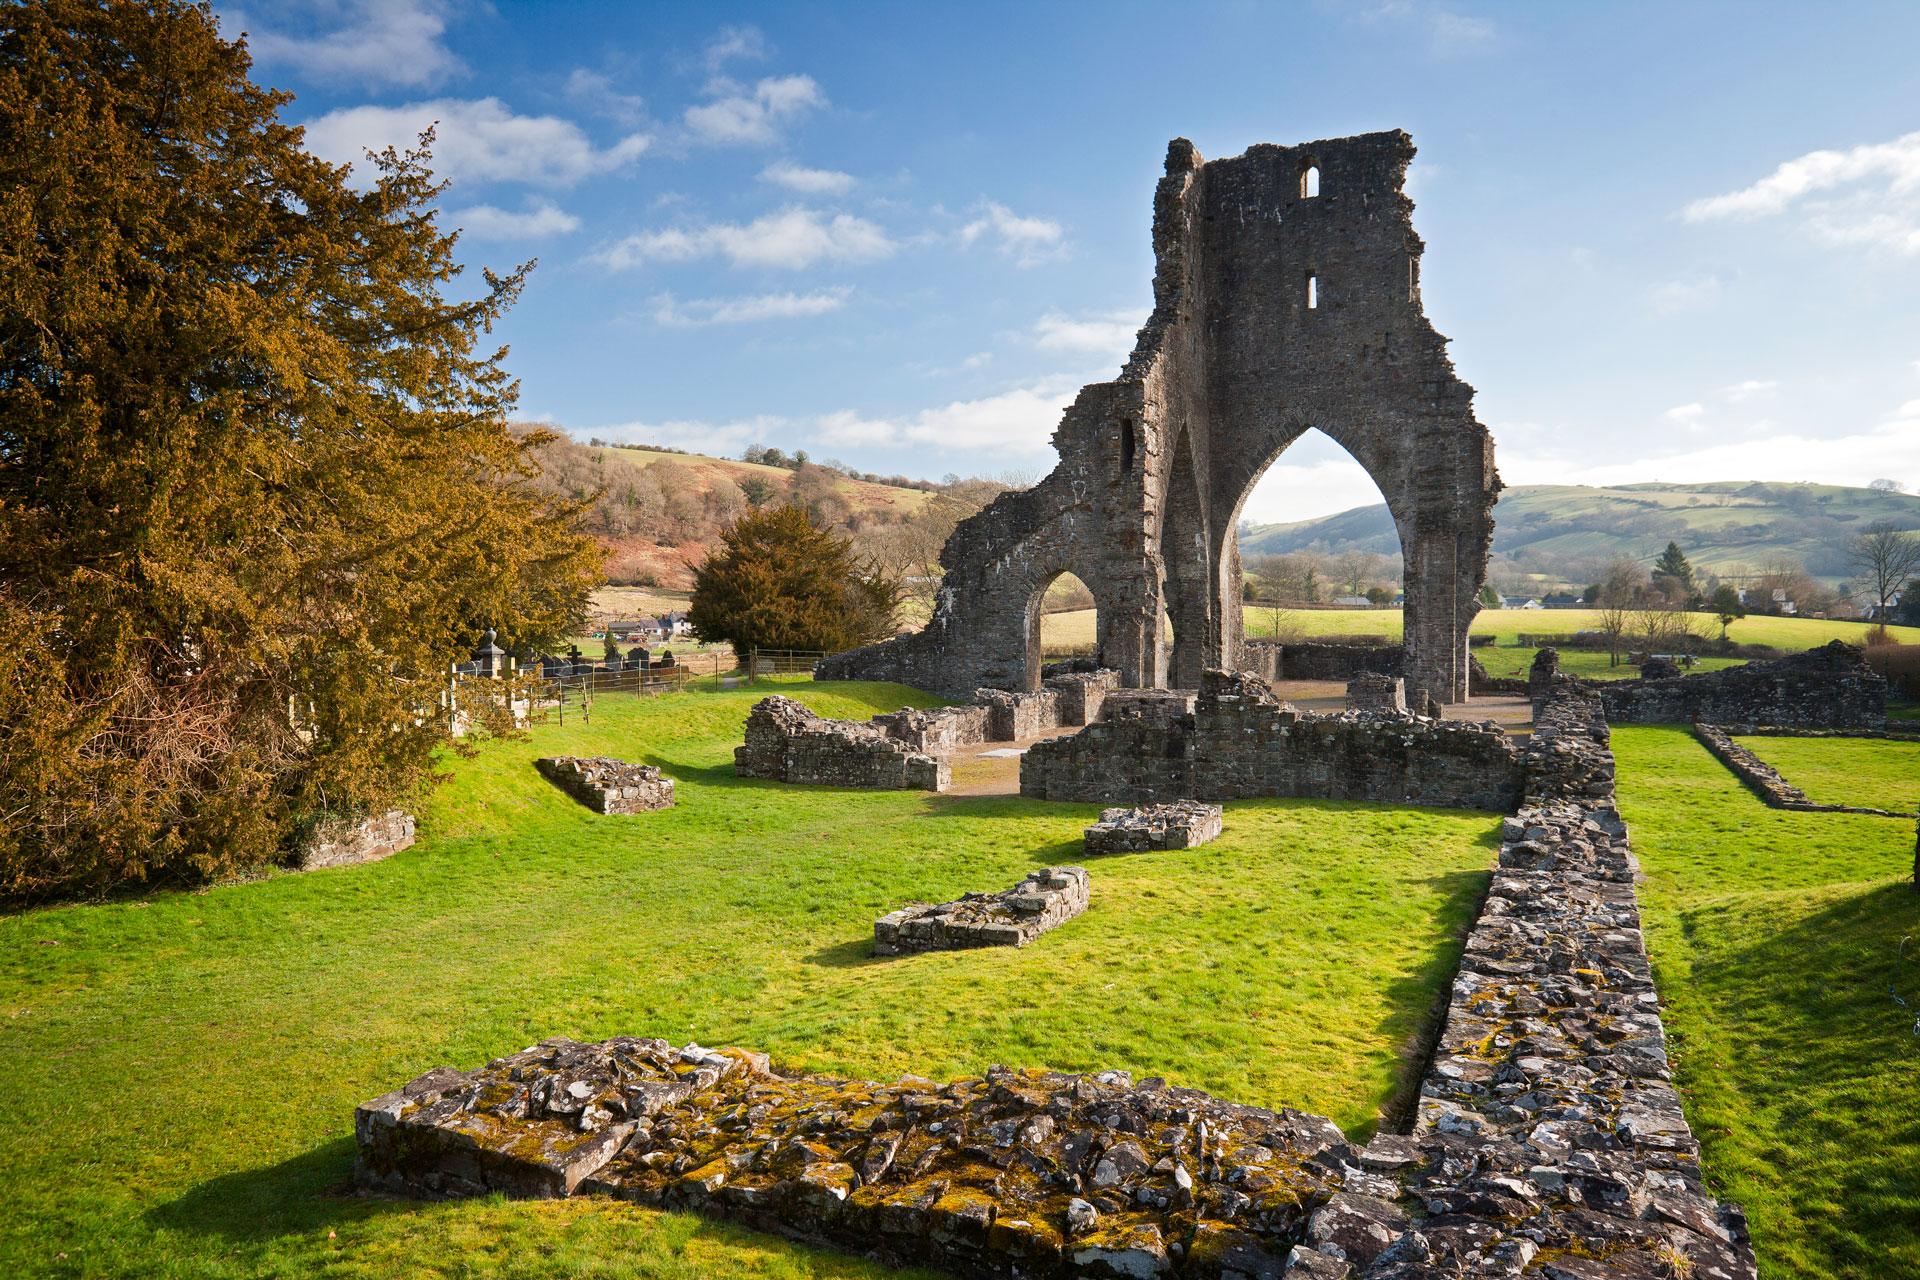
[689, 505, 900, 660]
[1653, 542, 1696, 600]
[0, 1, 599, 899]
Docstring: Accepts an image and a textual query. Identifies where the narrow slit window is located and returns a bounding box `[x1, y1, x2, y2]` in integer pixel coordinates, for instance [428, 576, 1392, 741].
[1301, 163, 1320, 198]
[1120, 418, 1136, 474]
[1408, 256, 1419, 301]
[1306, 274, 1319, 309]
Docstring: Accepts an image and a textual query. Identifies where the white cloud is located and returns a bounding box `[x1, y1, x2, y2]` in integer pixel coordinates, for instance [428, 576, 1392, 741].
[565, 69, 647, 127]
[1662, 402, 1707, 427]
[449, 199, 581, 239]
[303, 98, 650, 186]
[1239, 457, 1395, 525]
[1355, 2, 1499, 58]
[960, 202, 1066, 267]
[1648, 274, 1721, 314]
[1722, 379, 1778, 402]
[759, 161, 856, 194]
[589, 415, 783, 456]
[1503, 412, 1920, 494]
[1033, 309, 1148, 360]
[651, 287, 851, 327]
[683, 75, 825, 146]
[233, 0, 463, 89]
[814, 378, 1081, 453]
[1683, 131, 1920, 256]
[598, 208, 894, 271]
[704, 25, 767, 72]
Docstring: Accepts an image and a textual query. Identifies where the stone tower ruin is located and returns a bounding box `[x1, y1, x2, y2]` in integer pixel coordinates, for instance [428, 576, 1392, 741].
[821, 130, 1500, 706]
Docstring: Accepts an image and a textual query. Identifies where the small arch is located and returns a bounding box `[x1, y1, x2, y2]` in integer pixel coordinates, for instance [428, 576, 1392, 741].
[1300, 161, 1320, 198]
[1306, 274, 1319, 310]
[1032, 571, 1101, 688]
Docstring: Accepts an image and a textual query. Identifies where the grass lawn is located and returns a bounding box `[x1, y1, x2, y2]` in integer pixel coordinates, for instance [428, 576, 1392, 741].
[0, 679, 1497, 1279]
[1040, 606, 1917, 659]
[1474, 646, 1746, 682]
[1618, 726, 1920, 1280]
[1730, 735, 1920, 814]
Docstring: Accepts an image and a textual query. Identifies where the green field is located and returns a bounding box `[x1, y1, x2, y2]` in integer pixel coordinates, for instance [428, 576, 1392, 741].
[0, 680, 1497, 1279]
[1732, 735, 1920, 813]
[1040, 605, 1918, 660]
[1620, 727, 1920, 1279]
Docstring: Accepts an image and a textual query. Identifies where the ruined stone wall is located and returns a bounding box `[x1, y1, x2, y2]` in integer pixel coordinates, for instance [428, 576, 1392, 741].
[1593, 640, 1887, 728]
[735, 697, 948, 791]
[1020, 670, 1522, 811]
[294, 810, 416, 871]
[1692, 723, 1917, 817]
[1277, 643, 1406, 681]
[869, 704, 991, 755]
[535, 757, 676, 815]
[821, 131, 1497, 706]
[873, 867, 1090, 955]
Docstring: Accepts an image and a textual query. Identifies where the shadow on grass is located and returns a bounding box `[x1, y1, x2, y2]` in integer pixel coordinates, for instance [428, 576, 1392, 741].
[1675, 880, 1920, 1274]
[803, 935, 889, 969]
[146, 1137, 946, 1277]
[145, 1136, 380, 1242]
[1369, 865, 1494, 1139]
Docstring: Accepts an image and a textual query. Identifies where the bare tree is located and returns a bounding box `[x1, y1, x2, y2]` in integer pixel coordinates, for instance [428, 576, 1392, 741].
[1593, 556, 1644, 668]
[1333, 549, 1383, 598]
[1847, 522, 1920, 626]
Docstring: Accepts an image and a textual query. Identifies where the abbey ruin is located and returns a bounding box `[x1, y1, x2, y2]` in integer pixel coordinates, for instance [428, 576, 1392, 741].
[821, 130, 1500, 709]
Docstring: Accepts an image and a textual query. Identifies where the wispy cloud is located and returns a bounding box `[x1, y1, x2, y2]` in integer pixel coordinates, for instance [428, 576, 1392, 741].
[232, 0, 464, 89]
[1648, 273, 1722, 314]
[565, 69, 647, 128]
[759, 161, 856, 194]
[704, 24, 768, 72]
[449, 199, 581, 239]
[683, 75, 825, 146]
[1662, 402, 1707, 428]
[303, 98, 649, 186]
[959, 202, 1066, 267]
[651, 287, 852, 327]
[1722, 379, 1778, 402]
[1352, 1, 1499, 59]
[1031, 309, 1148, 361]
[1683, 131, 1920, 256]
[597, 208, 895, 271]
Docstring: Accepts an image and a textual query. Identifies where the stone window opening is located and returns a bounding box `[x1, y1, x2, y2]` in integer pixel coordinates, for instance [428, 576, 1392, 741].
[1306, 273, 1319, 310]
[1300, 161, 1320, 198]
[1120, 418, 1136, 474]
[1409, 256, 1420, 302]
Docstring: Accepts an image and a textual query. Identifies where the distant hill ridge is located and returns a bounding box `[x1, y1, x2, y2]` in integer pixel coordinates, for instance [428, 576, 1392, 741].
[1240, 480, 1920, 580]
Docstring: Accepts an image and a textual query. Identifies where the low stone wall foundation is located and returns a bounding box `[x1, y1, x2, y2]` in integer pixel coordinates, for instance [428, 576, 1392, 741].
[1022, 670, 1523, 812]
[536, 757, 676, 814]
[872, 867, 1090, 954]
[1083, 802, 1223, 854]
[295, 810, 416, 871]
[1691, 723, 1917, 817]
[735, 697, 948, 791]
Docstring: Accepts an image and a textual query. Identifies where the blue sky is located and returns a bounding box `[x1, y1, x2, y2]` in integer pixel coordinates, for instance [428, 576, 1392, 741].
[219, 0, 1920, 522]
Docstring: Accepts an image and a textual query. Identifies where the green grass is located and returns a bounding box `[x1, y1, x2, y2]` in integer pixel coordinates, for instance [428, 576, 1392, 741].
[1731, 736, 1920, 814]
[1041, 606, 1918, 656]
[1618, 726, 1920, 1280]
[0, 679, 1497, 1279]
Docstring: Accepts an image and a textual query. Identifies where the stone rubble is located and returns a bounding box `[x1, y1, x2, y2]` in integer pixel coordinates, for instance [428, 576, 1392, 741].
[1084, 803, 1224, 855]
[1022, 670, 1522, 812]
[735, 696, 948, 792]
[535, 756, 676, 815]
[1290, 676, 1756, 1279]
[873, 867, 1091, 955]
[356, 1036, 1358, 1278]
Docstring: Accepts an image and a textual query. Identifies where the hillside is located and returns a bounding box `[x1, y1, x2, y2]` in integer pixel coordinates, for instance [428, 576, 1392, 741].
[522, 431, 938, 589]
[1240, 481, 1920, 581]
